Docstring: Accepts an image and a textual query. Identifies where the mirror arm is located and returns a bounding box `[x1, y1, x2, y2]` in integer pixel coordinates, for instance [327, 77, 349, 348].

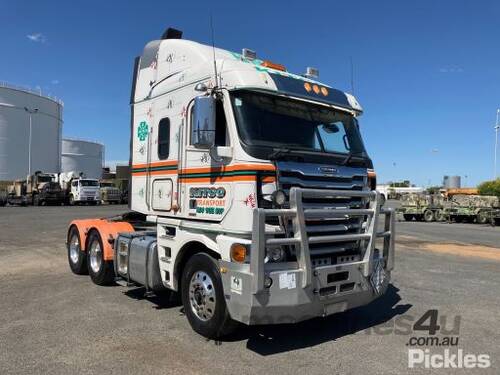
[209, 146, 224, 163]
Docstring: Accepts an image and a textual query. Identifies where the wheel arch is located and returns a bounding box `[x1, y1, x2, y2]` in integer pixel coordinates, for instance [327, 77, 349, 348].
[174, 241, 221, 292]
[67, 219, 134, 261]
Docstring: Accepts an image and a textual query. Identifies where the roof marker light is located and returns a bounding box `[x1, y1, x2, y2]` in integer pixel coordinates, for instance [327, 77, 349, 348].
[242, 48, 256, 61]
[305, 67, 319, 79]
[261, 60, 286, 72]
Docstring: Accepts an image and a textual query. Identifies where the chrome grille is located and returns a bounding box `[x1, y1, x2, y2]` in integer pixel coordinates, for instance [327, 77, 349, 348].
[275, 161, 369, 262]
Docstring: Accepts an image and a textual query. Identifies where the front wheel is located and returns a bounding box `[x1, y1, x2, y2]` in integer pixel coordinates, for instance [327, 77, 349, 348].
[181, 253, 237, 339]
[86, 231, 115, 285]
[403, 214, 413, 221]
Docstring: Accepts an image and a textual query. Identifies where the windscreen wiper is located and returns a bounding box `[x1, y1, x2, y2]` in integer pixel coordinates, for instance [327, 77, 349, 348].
[269, 147, 292, 160]
[341, 152, 353, 165]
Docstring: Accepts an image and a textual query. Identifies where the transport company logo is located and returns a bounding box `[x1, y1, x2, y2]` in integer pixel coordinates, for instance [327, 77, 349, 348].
[137, 121, 149, 141]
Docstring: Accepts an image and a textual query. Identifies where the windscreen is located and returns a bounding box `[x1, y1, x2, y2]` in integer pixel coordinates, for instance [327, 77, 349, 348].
[231, 90, 367, 157]
[80, 180, 99, 187]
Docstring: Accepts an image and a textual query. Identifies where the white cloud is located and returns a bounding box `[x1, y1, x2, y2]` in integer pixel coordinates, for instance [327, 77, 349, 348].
[439, 66, 464, 73]
[51, 79, 60, 85]
[27, 33, 47, 43]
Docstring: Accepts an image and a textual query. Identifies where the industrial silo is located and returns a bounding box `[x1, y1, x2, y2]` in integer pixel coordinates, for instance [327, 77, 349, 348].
[61, 138, 104, 179]
[0, 83, 63, 181]
[443, 175, 461, 189]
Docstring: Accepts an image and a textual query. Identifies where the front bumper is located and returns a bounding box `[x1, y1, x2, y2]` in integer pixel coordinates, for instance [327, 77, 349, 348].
[221, 188, 395, 325]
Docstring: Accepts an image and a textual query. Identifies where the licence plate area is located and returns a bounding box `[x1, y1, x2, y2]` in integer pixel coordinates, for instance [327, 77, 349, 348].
[313, 263, 364, 300]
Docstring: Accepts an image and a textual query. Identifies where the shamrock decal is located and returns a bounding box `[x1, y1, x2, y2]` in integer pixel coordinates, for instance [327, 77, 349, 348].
[137, 121, 148, 141]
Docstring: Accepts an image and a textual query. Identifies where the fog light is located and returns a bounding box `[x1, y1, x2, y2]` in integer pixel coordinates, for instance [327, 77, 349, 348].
[230, 244, 247, 263]
[271, 190, 286, 206]
[264, 276, 273, 288]
[265, 247, 285, 263]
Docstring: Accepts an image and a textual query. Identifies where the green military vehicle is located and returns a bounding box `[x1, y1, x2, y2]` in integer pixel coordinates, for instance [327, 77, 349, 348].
[444, 194, 500, 225]
[397, 193, 446, 222]
[7, 171, 65, 206]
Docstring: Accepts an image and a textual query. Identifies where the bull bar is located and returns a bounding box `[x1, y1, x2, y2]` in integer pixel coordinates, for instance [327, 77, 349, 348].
[250, 187, 395, 294]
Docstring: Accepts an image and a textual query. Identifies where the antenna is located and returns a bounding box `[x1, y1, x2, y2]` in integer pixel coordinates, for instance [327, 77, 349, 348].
[210, 14, 218, 88]
[350, 56, 355, 95]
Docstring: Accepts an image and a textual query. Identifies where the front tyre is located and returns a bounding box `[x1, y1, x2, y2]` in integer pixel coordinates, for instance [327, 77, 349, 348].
[86, 231, 115, 285]
[181, 253, 237, 339]
[67, 226, 88, 274]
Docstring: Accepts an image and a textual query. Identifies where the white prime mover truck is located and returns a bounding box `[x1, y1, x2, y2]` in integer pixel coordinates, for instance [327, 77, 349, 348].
[66, 27, 395, 338]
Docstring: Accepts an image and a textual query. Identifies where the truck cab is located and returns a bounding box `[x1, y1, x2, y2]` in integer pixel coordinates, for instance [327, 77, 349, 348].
[69, 179, 100, 205]
[66, 28, 395, 339]
[99, 181, 121, 204]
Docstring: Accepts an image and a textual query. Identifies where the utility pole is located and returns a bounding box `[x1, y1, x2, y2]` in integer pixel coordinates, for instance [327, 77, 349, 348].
[495, 109, 500, 179]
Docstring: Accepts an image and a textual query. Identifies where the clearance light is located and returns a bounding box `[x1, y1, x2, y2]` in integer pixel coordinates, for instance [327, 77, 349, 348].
[320, 87, 329, 96]
[305, 67, 319, 79]
[261, 60, 286, 72]
[304, 82, 312, 92]
[312, 84, 320, 94]
[230, 244, 247, 263]
[242, 48, 257, 61]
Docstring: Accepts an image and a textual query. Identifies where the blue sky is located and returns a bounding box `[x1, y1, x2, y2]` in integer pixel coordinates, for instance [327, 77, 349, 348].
[1, 0, 500, 186]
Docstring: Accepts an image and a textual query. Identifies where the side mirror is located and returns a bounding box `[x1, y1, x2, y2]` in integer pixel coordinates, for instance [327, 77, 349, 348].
[192, 96, 216, 147]
[214, 146, 233, 158]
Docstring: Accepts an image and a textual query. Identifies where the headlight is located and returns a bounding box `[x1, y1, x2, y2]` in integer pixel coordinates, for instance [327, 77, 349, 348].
[265, 247, 286, 263]
[271, 190, 286, 206]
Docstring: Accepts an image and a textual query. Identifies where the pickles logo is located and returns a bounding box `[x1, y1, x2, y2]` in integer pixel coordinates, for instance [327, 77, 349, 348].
[137, 121, 148, 141]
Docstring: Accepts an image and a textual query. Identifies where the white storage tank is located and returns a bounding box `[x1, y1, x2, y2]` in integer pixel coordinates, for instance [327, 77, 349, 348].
[0, 83, 63, 181]
[61, 138, 104, 179]
[443, 175, 461, 189]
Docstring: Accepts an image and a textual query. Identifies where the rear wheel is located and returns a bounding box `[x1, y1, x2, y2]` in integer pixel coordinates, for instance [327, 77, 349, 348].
[67, 226, 88, 274]
[181, 253, 237, 338]
[424, 210, 435, 222]
[435, 210, 445, 222]
[87, 231, 115, 285]
[33, 194, 40, 206]
[476, 211, 489, 224]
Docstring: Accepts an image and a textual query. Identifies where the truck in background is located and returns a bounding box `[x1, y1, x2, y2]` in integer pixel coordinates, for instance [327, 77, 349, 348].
[58, 172, 101, 205]
[65, 27, 395, 338]
[444, 194, 500, 225]
[397, 193, 446, 222]
[99, 180, 122, 204]
[377, 184, 424, 202]
[6, 171, 65, 206]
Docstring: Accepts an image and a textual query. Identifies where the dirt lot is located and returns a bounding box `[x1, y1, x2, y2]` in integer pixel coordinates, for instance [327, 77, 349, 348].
[0, 205, 499, 374]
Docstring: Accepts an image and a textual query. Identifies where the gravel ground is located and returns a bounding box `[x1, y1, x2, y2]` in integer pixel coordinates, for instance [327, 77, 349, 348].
[0, 205, 499, 374]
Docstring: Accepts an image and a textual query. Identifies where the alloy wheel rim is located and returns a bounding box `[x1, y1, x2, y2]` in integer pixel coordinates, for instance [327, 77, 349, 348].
[188, 271, 216, 321]
[69, 234, 80, 264]
[89, 239, 102, 273]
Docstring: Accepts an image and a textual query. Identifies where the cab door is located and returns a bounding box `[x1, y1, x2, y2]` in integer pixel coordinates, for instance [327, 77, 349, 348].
[180, 95, 232, 221]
